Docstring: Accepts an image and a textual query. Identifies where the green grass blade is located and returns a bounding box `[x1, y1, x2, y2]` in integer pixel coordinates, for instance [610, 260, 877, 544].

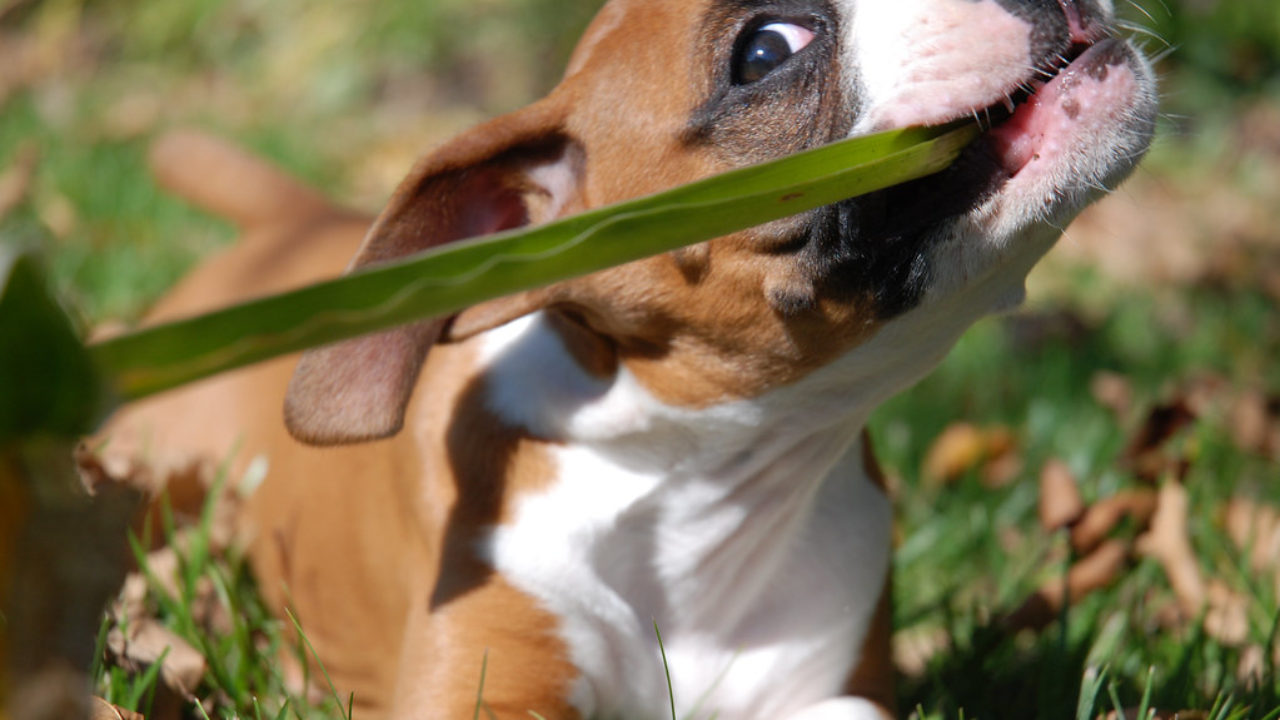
[654, 620, 677, 720]
[90, 124, 976, 402]
[1135, 667, 1154, 720]
[285, 608, 352, 720]
[1077, 667, 1107, 720]
[122, 646, 170, 710]
[474, 649, 490, 720]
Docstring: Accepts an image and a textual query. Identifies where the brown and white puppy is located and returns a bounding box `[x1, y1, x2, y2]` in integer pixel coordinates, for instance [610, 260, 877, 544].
[102, 0, 1157, 718]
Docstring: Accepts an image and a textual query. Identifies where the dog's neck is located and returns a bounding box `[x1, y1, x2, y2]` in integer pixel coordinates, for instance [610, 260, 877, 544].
[477, 232, 1038, 469]
[468, 247, 1026, 618]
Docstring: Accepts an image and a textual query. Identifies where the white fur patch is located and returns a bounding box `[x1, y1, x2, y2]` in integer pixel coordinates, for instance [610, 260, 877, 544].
[478, 316, 892, 719]
[846, 0, 1033, 130]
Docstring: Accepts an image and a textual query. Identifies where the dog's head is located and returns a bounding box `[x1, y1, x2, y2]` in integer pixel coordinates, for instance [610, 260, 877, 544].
[286, 0, 1157, 445]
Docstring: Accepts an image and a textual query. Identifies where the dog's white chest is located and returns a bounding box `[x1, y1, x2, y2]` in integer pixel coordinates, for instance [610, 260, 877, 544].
[476, 315, 892, 720]
[487, 440, 891, 720]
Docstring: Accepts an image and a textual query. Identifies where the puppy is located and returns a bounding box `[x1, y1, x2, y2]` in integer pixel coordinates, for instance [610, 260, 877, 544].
[102, 0, 1157, 718]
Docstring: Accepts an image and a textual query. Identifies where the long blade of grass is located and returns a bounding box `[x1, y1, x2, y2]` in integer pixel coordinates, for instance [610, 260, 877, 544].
[1135, 667, 1154, 720]
[473, 649, 490, 720]
[654, 620, 677, 720]
[285, 608, 351, 720]
[1076, 666, 1108, 720]
[90, 124, 976, 402]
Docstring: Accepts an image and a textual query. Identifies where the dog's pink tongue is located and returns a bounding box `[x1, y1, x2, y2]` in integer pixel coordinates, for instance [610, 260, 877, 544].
[987, 92, 1053, 176]
[987, 39, 1135, 177]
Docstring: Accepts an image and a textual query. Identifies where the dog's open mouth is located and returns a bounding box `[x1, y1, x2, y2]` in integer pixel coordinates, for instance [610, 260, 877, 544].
[855, 36, 1142, 241]
[977, 37, 1135, 178]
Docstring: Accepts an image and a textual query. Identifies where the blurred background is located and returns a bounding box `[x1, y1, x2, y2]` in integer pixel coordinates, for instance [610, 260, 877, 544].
[1, 0, 1279, 717]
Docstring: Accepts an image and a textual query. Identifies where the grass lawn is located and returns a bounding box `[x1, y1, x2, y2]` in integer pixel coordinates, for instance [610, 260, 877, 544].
[3, 0, 1279, 717]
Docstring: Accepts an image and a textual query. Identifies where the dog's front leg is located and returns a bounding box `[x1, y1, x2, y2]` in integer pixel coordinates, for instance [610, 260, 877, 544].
[785, 697, 894, 720]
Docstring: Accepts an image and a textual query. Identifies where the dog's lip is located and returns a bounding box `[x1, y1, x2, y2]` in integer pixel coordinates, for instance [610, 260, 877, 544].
[849, 37, 1141, 243]
[976, 37, 1134, 177]
[968, 36, 1097, 136]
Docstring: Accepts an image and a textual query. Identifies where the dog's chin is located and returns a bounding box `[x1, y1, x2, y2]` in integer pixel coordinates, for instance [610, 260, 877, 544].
[843, 36, 1157, 312]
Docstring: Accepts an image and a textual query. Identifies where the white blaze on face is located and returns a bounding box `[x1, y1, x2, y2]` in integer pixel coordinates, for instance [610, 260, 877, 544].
[844, 0, 1034, 130]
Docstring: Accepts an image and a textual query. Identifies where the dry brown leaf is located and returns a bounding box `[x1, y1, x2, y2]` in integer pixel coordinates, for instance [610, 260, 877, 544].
[922, 423, 985, 485]
[1228, 389, 1271, 454]
[0, 141, 38, 221]
[91, 697, 144, 720]
[1070, 490, 1158, 556]
[101, 92, 163, 141]
[1000, 540, 1129, 633]
[1122, 400, 1197, 484]
[107, 618, 206, 696]
[892, 626, 951, 678]
[1091, 371, 1134, 420]
[1039, 459, 1085, 532]
[922, 423, 1019, 487]
[1222, 497, 1280, 579]
[981, 449, 1023, 489]
[1236, 643, 1280, 687]
[1137, 482, 1205, 620]
[35, 191, 77, 238]
[1179, 373, 1231, 418]
[76, 444, 243, 556]
[1203, 580, 1250, 646]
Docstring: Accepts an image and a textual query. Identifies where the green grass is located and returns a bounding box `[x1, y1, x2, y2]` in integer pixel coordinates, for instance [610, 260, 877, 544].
[93, 460, 352, 720]
[876, 283, 1280, 718]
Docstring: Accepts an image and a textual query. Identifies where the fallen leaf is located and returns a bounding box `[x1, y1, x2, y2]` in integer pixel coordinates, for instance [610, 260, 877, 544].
[1236, 643, 1280, 687]
[1090, 371, 1134, 420]
[1070, 490, 1158, 556]
[892, 625, 950, 678]
[922, 423, 1019, 487]
[91, 697, 144, 720]
[1137, 482, 1205, 620]
[1203, 580, 1250, 646]
[1038, 459, 1085, 532]
[1228, 389, 1271, 454]
[100, 92, 162, 141]
[981, 449, 1023, 489]
[1222, 497, 1280, 578]
[1122, 400, 1197, 484]
[922, 423, 985, 486]
[0, 141, 38, 221]
[1000, 540, 1128, 633]
[35, 191, 76, 238]
[106, 618, 205, 696]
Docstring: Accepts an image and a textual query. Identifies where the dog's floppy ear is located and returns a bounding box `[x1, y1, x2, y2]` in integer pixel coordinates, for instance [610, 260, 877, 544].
[285, 99, 582, 445]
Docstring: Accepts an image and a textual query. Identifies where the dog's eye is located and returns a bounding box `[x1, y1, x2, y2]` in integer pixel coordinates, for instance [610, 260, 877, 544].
[733, 22, 815, 84]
